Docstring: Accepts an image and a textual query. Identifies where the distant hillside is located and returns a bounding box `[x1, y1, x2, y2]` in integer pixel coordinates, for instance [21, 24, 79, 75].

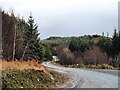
[42, 35, 105, 47]
[42, 37, 73, 47]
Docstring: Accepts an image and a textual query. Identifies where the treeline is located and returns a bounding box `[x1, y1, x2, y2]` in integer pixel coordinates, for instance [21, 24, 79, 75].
[49, 31, 120, 68]
[2, 11, 52, 61]
[42, 37, 72, 48]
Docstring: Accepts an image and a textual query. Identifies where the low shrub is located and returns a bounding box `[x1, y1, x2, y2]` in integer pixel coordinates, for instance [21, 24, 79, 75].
[96, 64, 102, 69]
[85, 64, 115, 69]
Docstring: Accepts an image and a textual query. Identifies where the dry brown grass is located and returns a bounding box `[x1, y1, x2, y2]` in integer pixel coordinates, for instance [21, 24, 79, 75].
[0, 60, 49, 74]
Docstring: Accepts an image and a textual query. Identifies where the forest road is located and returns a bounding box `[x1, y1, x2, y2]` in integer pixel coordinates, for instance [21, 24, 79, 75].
[42, 62, 119, 89]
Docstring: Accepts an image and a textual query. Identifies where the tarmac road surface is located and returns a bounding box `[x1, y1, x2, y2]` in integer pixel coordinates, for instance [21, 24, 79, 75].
[42, 62, 119, 88]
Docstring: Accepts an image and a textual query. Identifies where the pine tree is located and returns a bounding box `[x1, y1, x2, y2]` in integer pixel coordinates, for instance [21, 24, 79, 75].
[118, 30, 120, 53]
[21, 14, 44, 60]
[112, 29, 119, 56]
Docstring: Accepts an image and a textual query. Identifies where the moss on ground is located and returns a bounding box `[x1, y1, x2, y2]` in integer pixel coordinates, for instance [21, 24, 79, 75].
[2, 69, 67, 89]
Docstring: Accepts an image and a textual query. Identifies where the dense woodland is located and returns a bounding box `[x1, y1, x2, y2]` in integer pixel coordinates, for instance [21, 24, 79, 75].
[2, 10, 120, 69]
[2, 11, 52, 61]
[43, 31, 120, 68]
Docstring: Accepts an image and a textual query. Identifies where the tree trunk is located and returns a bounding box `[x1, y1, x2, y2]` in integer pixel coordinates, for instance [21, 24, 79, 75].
[12, 25, 16, 60]
[21, 42, 29, 61]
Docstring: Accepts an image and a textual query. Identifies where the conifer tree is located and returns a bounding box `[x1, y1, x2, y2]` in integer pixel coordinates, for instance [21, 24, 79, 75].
[21, 14, 44, 60]
[112, 29, 119, 56]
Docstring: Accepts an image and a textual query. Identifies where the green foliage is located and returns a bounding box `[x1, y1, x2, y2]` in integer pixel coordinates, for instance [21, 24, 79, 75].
[2, 11, 51, 61]
[46, 36, 62, 40]
[2, 10, 120, 68]
[2, 70, 55, 88]
[97, 29, 120, 67]
[80, 36, 92, 52]
[97, 29, 120, 58]
[20, 15, 45, 60]
[42, 37, 72, 48]
[97, 37, 113, 57]
[112, 29, 120, 56]
[69, 37, 81, 52]
[69, 36, 92, 52]
[2, 69, 68, 88]
[43, 44, 52, 61]
[31, 41, 45, 60]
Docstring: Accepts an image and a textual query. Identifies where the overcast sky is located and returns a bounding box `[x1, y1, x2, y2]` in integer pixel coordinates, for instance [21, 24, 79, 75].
[0, 0, 119, 39]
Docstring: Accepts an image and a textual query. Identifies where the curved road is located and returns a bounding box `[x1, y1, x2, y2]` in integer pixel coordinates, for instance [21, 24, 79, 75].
[42, 62, 119, 88]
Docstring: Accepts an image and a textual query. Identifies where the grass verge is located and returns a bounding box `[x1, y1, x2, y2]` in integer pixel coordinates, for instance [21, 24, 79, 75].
[1, 60, 68, 89]
[52, 61, 118, 70]
[2, 69, 68, 89]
